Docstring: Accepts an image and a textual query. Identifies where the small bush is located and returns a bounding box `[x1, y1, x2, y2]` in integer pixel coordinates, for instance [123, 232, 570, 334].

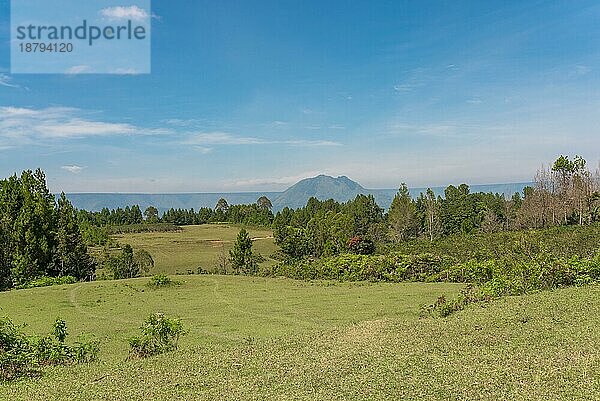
[0, 317, 99, 382]
[146, 274, 179, 288]
[128, 313, 186, 359]
[423, 285, 491, 317]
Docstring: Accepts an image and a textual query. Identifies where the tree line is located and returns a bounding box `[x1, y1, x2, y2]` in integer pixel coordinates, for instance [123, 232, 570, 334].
[386, 155, 600, 242]
[274, 156, 600, 260]
[0, 170, 94, 290]
[1, 155, 597, 289]
[77, 196, 274, 228]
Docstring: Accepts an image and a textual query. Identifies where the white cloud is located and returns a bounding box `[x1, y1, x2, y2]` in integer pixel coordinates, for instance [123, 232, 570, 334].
[37, 119, 137, 138]
[284, 140, 341, 146]
[186, 132, 264, 145]
[100, 6, 150, 21]
[0, 74, 20, 89]
[569, 64, 592, 77]
[224, 171, 322, 189]
[61, 165, 85, 174]
[66, 65, 92, 75]
[184, 132, 341, 147]
[112, 68, 141, 75]
[0, 106, 164, 143]
[194, 146, 213, 154]
[393, 84, 420, 92]
[467, 98, 483, 104]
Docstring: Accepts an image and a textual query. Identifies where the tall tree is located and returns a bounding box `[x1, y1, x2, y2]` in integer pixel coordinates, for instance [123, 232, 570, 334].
[215, 198, 229, 213]
[229, 228, 257, 275]
[54, 193, 95, 279]
[424, 189, 442, 242]
[10, 170, 57, 285]
[214, 198, 229, 222]
[0, 223, 10, 290]
[387, 183, 419, 241]
[144, 206, 159, 223]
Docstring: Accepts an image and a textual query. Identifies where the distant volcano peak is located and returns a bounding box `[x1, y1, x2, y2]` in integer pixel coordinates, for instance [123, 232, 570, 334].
[272, 175, 367, 209]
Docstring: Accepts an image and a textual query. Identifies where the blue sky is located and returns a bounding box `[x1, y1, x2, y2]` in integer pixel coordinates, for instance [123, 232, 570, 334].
[1, 0, 599, 192]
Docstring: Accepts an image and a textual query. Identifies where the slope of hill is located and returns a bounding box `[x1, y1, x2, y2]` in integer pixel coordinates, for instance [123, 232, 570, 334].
[2, 278, 598, 400]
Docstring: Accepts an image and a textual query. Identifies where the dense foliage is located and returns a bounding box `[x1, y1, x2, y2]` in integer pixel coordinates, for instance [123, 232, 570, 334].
[128, 313, 186, 359]
[15, 275, 77, 290]
[146, 274, 179, 288]
[272, 156, 600, 263]
[264, 247, 600, 300]
[0, 170, 94, 290]
[104, 245, 154, 279]
[273, 194, 385, 259]
[0, 317, 99, 381]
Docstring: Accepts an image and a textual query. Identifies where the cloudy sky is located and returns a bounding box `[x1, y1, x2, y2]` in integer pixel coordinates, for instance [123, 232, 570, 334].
[1, 0, 599, 192]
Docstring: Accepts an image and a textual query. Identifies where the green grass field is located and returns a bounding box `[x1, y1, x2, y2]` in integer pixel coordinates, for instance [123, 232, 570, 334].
[1, 276, 600, 400]
[109, 224, 278, 275]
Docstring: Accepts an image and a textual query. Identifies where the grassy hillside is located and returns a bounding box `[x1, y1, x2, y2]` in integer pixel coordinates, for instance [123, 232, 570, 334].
[1, 277, 600, 400]
[109, 224, 277, 275]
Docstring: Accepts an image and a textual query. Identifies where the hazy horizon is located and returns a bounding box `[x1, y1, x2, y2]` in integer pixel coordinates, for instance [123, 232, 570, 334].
[57, 176, 533, 195]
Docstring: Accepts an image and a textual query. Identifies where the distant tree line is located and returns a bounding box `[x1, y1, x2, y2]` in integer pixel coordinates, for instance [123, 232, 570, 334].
[0, 170, 94, 290]
[386, 155, 600, 242]
[274, 156, 600, 260]
[77, 195, 274, 228]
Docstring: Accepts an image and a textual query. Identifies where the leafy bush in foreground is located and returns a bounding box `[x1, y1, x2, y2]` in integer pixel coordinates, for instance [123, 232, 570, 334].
[128, 313, 186, 359]
[0, 317, 99, 381]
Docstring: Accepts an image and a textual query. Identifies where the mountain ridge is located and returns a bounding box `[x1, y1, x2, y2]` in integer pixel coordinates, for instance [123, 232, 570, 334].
[65, 175, 532, 213]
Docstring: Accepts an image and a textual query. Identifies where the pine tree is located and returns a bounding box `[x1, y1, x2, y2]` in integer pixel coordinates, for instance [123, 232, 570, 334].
[387, 183, 419, 241]
[229, 228, 257, 275]
[54, 193, 95, 279]
[11, 170, 57, 284]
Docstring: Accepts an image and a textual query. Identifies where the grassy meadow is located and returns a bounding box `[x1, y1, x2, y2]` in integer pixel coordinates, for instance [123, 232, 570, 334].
[3, 223, 600, 400]
[1, 276, 600, 400]
[109, 224, 277, 275]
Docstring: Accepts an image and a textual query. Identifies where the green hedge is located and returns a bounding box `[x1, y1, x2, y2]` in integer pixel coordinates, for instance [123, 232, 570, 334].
[265, 251, 600, 297]
[15, 276, 77, 290]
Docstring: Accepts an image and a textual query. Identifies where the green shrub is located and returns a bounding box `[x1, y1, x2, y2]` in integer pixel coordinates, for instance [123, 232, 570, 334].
[0, 317, 36, 381]
[423, 285, 492, 317]
[128, 313, 186, 359]
[0, 317, 99, 381]
[267, 252, 454, 282]
[270, 249, 600, 317]
[106, 245, 154, 279]
[146, 274, 179, 288]
[15, 276, 77, 290]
